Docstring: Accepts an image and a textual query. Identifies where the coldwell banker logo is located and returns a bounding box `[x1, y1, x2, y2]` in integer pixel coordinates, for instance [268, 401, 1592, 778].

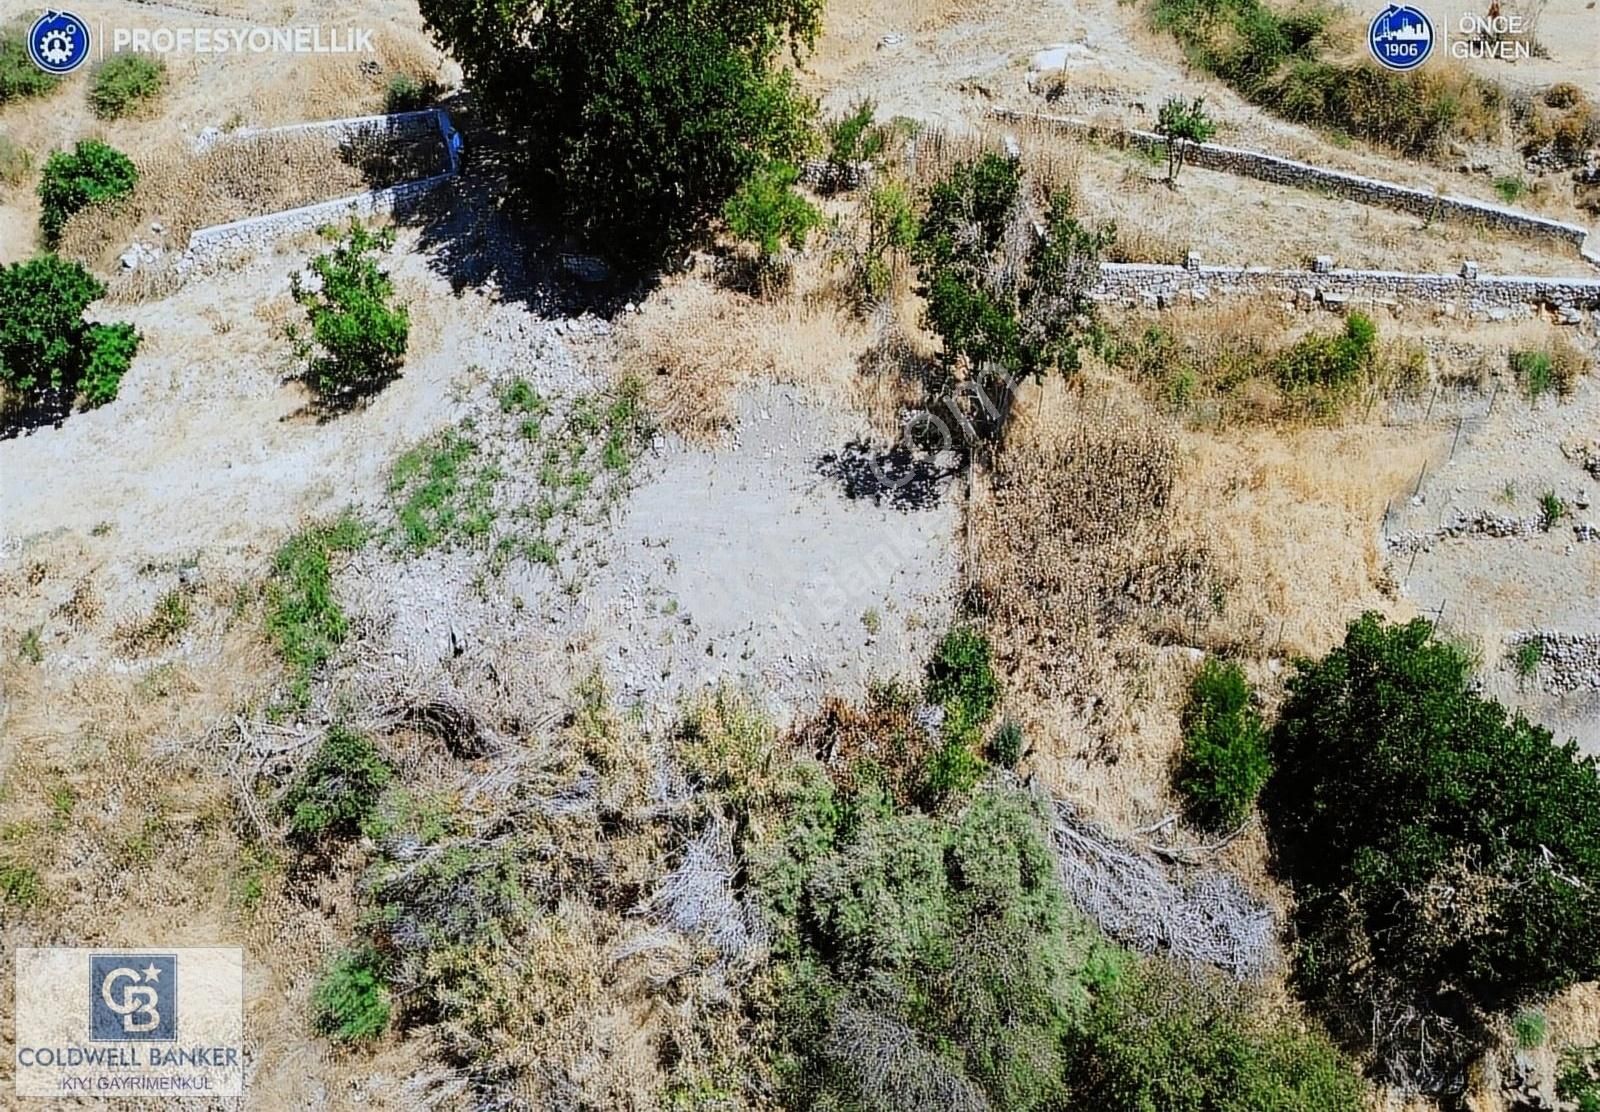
[1369, 3, 1436, 70]
[26, 9, 91, 74]
[90, 955, 177, 1041]
[14, 947, 244, 1098]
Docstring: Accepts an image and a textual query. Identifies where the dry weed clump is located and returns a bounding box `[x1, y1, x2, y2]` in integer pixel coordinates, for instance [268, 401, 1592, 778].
[972, 393, 1220, 687]
[58, 128, 444, 275]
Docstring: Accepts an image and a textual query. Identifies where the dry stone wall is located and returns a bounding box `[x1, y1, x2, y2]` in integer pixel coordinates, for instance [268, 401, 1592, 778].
[182, 109, 460, 272]
[1000, 110, 1594, 252]
[1094, 260, 1600, 314]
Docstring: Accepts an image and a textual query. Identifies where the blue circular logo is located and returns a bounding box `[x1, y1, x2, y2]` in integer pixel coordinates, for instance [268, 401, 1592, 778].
[27, 9, 92, 75]
[1369, 4, 1435, 70]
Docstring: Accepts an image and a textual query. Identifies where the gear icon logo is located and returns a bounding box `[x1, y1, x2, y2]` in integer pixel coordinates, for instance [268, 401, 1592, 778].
[27, 10, 91, 75]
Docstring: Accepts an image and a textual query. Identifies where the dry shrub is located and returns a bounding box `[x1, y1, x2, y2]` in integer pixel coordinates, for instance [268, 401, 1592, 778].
[619, 259, 872, 440]
[58, 127, 445, 274]
[793, 684, 933, 805]
[973, 393, 1217, 687]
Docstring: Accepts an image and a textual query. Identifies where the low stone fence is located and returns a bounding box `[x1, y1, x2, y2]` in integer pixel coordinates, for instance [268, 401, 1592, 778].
[181, 108, 461, 272]
[1094, 259, 1600, 314]
[999, 110, 1594, 252]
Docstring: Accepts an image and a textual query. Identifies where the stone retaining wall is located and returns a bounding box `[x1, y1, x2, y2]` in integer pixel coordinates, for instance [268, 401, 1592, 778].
[182, 109, 460, 272]
[999, 110, 1594, 252]
[1094, 260, 1600, 313]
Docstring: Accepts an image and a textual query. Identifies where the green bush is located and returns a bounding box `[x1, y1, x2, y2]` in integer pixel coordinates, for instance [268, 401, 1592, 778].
[1560, 1045, 1600, 1112]
[1513, 1010, 1547, 1050]
[1067, 961, 1366, 1111]
[926, 624, 1000, 728]
[289, 222, 409, 401]
[721, 161, 821, 279]
[383, 72, 442, 114]
[311, 945, 391, 1042]
[1175, 658, 1269, 831]
[991, 717, 1025, 768]
[37, 139, 138, 246]
[0, 254, 140, 411]
[0, 27, 61, 105]
[1264, 613, 1600, 1026]
[756, 779, 1119, 1110]
[88, 54, 167, 119]
[1273, 311, 1377, 397]
[417, 0, 819, 265]
[0, 860, 42, 906]
[278, 726, 393, 842]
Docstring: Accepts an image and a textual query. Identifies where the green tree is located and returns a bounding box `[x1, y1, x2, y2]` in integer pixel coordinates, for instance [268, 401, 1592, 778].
[1175, 658, 1270, 831]
[289, 222, 410, 402]
[1264, 614, 1600, 1032]
[1156, 95, 1217, 185]
[37, 139, 138, 245]
[417, 0, 820, 266]
[0, 254, 139, 411]
[721, 161, 821, 286]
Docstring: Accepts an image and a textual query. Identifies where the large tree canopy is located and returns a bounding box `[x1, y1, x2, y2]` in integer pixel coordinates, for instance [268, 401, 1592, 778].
[418, 0, 822, 264]
[1264, 614, 1600, 1023]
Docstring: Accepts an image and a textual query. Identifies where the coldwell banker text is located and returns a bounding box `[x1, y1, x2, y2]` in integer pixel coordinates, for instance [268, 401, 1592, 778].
[110, 26, 376, 55]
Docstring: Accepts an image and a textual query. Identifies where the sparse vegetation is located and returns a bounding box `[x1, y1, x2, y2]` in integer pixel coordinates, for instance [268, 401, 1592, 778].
[288, 222, 409, 403]
[390, 428, 499, 552]
[0, 24, 61, 105]
[1492, 174, 1529, 203]
[1512, 1010, 1547, 1050]
[38, 139, 139, 246]
[88, 54, 167, 119]
[0, 134, 32, 187]
[1511, 343, 1583, 402]
[1265, 614, 1600, 1081]
[1175, 658, 1269, 832]
[265, 515, 367, 707]
[17, 625, 42, 664]
[1510, 638, 1544, 680]
[1540, 490, 1569, 531]
[0, 860, 41, 906]
[383, 72, 443, 114]
[1560, 1045, 1600, 1112]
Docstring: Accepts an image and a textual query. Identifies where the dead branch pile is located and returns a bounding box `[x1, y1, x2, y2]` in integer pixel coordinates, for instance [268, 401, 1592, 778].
[825, 1003, 994, 1112]
[632, 819, 768, 968]
[1047, 799, 1275, 978]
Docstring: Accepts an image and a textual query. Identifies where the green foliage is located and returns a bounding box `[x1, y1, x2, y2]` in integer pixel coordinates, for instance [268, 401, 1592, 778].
[1509, 344, 1583, 403]
[0, 254, 140, 411]
[88, 54, 166, 119]
[1274, 312, 1377, 397]
[417, 0, 819, 265]
[755, 778, 1117, 1110]
[265, 515, 367, 706]
[1156, 95, 1217, 184]
[389, 428, 498, 552]
[991, 717, 1025, 769]
[722, 161, 821, 276]
[1540, 490, 1568, 531]
[278, 726, 393, 842]
[384, 72, 442, 114]
[0, 27, 60, 105]
[1264, 613, 1600, 1023]
[17, 625, 42, 664]
[0, 860, 41, 906]
[926, 624, 1000, 727]
[1175, 658, 1269, 832]
[914, 157, 1112, 433]
[824, 98, 885, 181]
[288, 222, 409, 401]
[37, 139, 138, 246]
[1512, 1009, 1547, 1050]
[1067, 961, 1365, 1112]
[79, 322, 140, 407]
[311, 945, 391, 1042]
[1510, 639, 1543, 679]
[1493, 174, 1529, 203]
[1559, 1045, 1600, 1112]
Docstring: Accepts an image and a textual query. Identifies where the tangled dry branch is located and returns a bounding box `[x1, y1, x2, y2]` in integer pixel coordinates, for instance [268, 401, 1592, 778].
[1047, 799, 1275, 978]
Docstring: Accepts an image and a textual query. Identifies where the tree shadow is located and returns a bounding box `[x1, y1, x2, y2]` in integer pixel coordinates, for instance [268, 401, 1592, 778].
[816, 440, 965, 511]
[387, 95, 664, 321]
[1, 392, 76, 440]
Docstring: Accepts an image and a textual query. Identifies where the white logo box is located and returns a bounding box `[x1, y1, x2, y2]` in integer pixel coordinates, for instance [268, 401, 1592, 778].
[14, 948, 244, 1100]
